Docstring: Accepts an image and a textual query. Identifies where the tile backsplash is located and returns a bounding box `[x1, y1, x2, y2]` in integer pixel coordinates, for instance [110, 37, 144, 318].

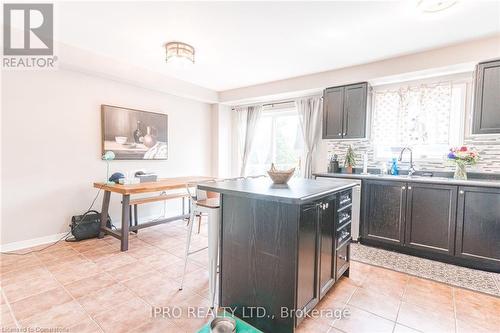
[464, 135, 500, 173]
[324, 134, 500, 174]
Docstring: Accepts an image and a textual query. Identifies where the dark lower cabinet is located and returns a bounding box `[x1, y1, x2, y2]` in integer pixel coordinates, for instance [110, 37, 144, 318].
[361, 180, 500, 272]
[456, 186, 500, 269]
[363, 180, 406, 245]
[405, 183, 457, 255]
[298, 195, 337, 316]
[297, 191, 351, 327]
[336, 242, 350, 278]
[319, 196, 336, 298]
[297, 202, 320, 314]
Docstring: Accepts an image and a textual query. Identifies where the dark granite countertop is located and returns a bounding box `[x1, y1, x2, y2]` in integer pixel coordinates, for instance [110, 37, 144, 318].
[198, 177, 357, 204]
[314, 172, 500, 188]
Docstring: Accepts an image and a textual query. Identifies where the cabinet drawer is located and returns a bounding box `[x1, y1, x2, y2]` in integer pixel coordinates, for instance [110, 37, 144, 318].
[336, 242, 350, 279]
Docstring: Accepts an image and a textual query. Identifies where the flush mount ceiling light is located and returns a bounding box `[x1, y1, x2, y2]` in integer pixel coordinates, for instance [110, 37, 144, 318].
[417, 0, 458, 12]
[165, 41, 195, 64]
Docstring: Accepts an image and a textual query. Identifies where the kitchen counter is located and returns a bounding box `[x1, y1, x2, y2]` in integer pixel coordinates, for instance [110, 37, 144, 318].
[199, 177, 357, 204]
[314, 172, 500, 188]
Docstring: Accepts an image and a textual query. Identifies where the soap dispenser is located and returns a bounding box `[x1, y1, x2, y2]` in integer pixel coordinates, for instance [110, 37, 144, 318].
[390, 158, 399, 176]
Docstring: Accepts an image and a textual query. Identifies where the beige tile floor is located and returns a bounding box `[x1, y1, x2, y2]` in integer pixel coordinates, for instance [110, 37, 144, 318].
[1, 219, 499, 333]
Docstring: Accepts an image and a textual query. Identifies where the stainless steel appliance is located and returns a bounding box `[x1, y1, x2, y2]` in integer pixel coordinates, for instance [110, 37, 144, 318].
[351, 180, 361, 241]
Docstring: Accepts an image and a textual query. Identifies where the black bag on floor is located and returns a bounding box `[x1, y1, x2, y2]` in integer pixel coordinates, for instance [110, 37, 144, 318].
[70, 210, 112, 241]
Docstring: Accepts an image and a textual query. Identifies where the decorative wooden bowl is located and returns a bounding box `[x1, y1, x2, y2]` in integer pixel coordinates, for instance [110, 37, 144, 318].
[267, 163, 295, 184]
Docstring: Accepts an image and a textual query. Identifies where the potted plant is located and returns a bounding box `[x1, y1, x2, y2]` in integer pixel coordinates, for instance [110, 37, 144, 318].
[447, 146, 479, 180]
[344, 145, 356, 174]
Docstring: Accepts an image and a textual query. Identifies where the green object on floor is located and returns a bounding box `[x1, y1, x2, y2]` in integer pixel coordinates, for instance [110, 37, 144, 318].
[197, 312, 264, 333]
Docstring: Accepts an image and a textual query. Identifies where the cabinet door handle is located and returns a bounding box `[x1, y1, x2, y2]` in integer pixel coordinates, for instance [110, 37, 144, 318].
[325, 203, 329, 209]
[460, 190, 464, 194]
[401, 186, 406, 190]
[338, 255, 347, 261]
[343, 132, 346, 136]
[408, 186, 412, 190]
[338, 133, 342, 136]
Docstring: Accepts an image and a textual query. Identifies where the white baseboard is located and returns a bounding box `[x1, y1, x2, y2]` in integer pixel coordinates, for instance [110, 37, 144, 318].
[0, 232, 69, 253]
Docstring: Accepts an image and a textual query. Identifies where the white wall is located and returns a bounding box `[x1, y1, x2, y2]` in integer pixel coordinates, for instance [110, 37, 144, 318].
[1, 69, 213, 247]
[210, 104, 233, 178]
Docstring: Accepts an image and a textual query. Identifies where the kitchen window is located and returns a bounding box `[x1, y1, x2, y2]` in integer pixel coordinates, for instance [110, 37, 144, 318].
[245, 107, 304, 176]
[372, 79, 468, 160]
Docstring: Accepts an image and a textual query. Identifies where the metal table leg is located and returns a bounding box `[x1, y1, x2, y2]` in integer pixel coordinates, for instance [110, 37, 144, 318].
[133, 204, 138, 234]
[98, 190, 111, 238]
[121, 194, 130, 251]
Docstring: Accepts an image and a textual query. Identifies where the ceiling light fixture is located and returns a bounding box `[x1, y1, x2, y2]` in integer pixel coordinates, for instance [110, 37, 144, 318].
[165, 41, 195, 64]
[417, 0, 458, 13]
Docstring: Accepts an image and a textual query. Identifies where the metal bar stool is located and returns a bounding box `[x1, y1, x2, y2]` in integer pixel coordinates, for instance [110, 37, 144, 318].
[179, 179, 223, 308]
[178, 176, 262, 308]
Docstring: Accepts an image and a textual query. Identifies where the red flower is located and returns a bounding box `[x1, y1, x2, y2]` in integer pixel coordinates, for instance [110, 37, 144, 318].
[460, 146, 467, 152]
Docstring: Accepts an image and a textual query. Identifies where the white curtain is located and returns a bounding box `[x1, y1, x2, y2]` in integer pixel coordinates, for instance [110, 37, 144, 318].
[372, 83, 452, 147]
[296, 96, 322, 178]
[237, 105, 262, 176]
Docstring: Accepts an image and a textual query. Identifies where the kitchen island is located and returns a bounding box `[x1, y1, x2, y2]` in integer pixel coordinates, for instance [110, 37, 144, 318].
[199, 177, 357, 333]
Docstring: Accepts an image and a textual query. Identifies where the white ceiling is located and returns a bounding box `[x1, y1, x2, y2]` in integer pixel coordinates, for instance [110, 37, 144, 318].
[56, 1, 500, 92]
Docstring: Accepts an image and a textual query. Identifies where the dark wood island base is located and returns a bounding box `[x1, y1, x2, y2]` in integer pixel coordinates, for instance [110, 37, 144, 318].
[199, 178, 357, 333]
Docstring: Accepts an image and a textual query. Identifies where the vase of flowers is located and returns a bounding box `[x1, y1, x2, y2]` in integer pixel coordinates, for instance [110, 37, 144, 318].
[344, 145, 356, 174]
[447, 146, 479, 180]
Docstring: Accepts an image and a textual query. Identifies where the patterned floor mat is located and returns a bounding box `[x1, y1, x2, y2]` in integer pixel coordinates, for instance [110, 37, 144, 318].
[351, 242, 500, 297]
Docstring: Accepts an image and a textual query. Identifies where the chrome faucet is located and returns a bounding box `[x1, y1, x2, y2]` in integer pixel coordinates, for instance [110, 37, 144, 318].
[398, 147, 416, 176]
